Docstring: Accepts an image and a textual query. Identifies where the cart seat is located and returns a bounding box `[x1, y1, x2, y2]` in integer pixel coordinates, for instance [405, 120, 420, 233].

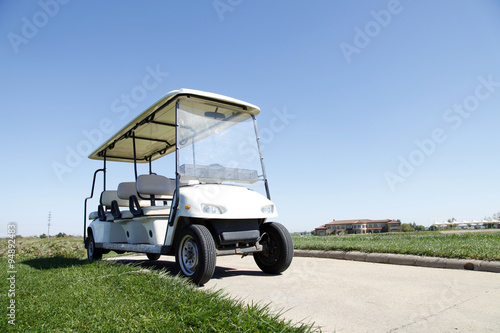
[136, 174, 175, 201]
[129, 175, 175, 217]
[114, 182, 151, 219]
[142, 206, 172, 216]
[88, 190, 127, 221]
[180, 179, 200, 186]
[88, 211, 100, 220]
[102, 190, 128, 207]
[117, 182, 147, 203]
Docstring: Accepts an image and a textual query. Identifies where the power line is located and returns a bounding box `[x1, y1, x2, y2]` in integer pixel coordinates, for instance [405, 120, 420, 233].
[48, 211, 51, 239]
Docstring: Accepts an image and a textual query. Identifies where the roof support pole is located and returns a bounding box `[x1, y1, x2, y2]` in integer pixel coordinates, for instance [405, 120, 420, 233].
[175, 100, 180, 201]
[103, 152, 107, 191]
[170, 99, 181, 227]
[133, 132, 138, 181]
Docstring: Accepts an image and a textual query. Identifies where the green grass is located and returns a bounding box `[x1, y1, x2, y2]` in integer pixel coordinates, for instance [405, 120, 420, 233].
[0, 236, 86, 259]
[1, 237, 317, 332]
[292, 231, 500, 261]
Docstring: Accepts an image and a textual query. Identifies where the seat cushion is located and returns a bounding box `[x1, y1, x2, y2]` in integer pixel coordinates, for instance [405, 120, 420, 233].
[89, 211, 99, 220]
[117, 210, 134, 219]
[137, 174, 175, 199]
[142, 206, 171, 216]
[117, 182, 151, 206]
[101, 190, 128, 207]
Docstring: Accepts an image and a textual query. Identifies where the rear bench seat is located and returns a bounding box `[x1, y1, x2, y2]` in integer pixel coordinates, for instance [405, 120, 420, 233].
[113, 182, 150, 219]
[88, 190, 128, 221]
[89, 175, 175, 221]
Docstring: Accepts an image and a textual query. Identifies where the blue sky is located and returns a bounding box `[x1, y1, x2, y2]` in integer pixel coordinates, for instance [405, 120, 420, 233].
[1, 0, 500, 237]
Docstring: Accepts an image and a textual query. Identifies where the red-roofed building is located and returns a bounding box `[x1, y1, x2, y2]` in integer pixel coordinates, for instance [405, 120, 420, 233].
[314, 225, 328, 236]
[315, 219, 401, 235]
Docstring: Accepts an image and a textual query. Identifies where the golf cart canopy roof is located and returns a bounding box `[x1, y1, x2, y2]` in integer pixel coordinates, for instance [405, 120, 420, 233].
[88, 89, 260, 163]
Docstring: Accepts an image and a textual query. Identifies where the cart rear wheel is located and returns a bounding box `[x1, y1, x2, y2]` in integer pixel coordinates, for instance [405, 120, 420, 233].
[87, 231, 103, 261]
[146, 253, 161, 261]
[253, 222, 293, 274]
[175, 224, 216, 286]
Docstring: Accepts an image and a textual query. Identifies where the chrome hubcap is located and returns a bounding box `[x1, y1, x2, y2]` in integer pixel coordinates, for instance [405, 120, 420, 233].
[180, 236, 198, 275]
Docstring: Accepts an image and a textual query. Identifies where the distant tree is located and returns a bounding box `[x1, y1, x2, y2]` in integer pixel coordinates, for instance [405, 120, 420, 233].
[414, 225, 425, 232]
[429, 225, 439, 231]
[381, 224, 389, 233]
[56, 232, 67, 238]
[447, 218, 456, 223]
[492, 212, 500, 220]
[39, 233, 47, 239]
[401, 223, 415, 232]
[311, 230, 317, 236]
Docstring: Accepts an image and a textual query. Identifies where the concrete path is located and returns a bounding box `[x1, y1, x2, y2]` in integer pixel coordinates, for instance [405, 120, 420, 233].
[294, 250, 500, 273]
[110, 254, 500, 332]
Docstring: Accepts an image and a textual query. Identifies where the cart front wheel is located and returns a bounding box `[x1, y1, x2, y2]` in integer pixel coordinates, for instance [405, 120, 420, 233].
[175, 224, 216, 286]
[146, 253, 161, 261]
[253, 222, 293, 274]
[87, 231, 103, 261]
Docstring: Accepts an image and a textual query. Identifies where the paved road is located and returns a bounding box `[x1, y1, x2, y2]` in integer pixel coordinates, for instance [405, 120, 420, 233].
[111, 254, 500, 332]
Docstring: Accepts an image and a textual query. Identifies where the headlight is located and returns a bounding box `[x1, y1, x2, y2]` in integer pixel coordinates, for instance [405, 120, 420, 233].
[201, 204, 222, 214]
[261, 205, 275, 214]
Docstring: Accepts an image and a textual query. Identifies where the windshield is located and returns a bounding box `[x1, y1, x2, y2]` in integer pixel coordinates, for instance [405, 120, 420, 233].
[177, 99, 267, 195]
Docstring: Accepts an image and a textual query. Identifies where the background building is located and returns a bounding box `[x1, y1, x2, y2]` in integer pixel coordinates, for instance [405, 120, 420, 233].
[430, 219, 499, 230]
[315, 219, 401, 235]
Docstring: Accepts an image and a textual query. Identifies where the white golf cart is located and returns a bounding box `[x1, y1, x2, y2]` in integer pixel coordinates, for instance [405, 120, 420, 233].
[83, 89, 293, 285]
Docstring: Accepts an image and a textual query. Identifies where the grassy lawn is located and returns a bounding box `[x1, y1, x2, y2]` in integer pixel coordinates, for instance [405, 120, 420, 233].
[1, 237, 315, 332]
[292, 231, 500, 261]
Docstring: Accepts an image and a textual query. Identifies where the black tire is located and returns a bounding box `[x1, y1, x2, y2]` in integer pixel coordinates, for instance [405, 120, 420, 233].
[175, 224, 216, 286]
[253, 222, 293, 274]
[146, 253, 161, 261]
[87, 231, 103, 261]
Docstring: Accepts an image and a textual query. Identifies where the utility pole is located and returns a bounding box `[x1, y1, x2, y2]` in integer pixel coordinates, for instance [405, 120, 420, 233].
[48, 211, 51, 239]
